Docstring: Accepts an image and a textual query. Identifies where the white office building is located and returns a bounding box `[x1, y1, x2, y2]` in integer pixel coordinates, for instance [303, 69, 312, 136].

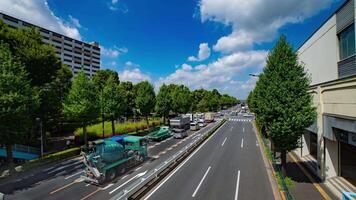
[0, 12, 100, 78]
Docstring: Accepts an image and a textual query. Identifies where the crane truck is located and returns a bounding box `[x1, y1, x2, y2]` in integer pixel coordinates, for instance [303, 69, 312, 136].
[81, 135, 148, 184]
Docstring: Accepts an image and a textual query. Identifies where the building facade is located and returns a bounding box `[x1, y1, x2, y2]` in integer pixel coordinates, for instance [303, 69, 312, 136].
[0, 12, 100, 78]
[296, 0, 356, 188]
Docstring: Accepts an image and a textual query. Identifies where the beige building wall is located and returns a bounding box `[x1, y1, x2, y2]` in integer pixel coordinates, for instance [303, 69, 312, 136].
[298, 15, 339, 85]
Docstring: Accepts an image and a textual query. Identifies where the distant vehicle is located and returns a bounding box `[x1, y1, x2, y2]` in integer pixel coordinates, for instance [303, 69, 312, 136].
[198, 119, 206, 127]
[81, 136, 148, 184]
[185, 113, 194, 122]
[146, 126, 172, 141]
[190, 122, 200, 131]
[170, 116, 190, 130]
[205, 112, 214, 123]
[172, 128, 188, 139]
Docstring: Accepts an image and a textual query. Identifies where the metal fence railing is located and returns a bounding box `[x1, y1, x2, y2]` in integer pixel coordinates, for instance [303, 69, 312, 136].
[0, 144, 40, 155]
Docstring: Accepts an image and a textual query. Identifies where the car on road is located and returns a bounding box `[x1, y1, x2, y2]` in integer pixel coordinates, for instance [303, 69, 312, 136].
[190, 122, 200, 131]
[172, 128, 188, 139]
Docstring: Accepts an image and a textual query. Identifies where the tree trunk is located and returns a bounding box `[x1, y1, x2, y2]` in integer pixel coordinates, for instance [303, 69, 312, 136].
[111, 117, 115, 135]
[281, 149, 287, 176]
[6, 144, 13, 165]
[102, 114, 105, 138]
[146, 116, 149, 128]
[83, 123, 88, 146]
[163, 115, 166, 125]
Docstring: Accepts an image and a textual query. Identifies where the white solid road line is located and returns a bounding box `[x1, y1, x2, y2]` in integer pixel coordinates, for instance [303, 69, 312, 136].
[241, 139, 244, 148]
[243, 127, 244, 133]
[143, 122, 227, 200]
[192, 166, 211, 198]
[109, 170, 147, 194]
[64, 170, 84, 180]
[221, 137, 227, 146]
[235, 170, 241, 200]
[102, 183, 114, 190]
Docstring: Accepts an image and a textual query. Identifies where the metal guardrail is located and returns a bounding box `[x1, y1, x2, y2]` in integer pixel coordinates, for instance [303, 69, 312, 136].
[110, 119, 226, 200]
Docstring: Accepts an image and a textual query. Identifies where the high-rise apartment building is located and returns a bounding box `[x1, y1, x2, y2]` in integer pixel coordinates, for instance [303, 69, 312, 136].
[0, 12, 100, 78]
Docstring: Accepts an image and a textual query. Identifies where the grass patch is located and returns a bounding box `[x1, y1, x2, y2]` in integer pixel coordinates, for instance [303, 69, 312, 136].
[75, 118, 163, 140]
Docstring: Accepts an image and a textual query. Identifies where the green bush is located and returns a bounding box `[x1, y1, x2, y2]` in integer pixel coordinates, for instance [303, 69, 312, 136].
[75, 119, 162, 140]
[29, 147, 81, 164]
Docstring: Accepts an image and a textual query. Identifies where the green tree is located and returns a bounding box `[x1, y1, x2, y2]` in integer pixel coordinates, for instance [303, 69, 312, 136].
[102, 77, 127, 135]
[155, 84, 172, 124]
[63, 72, 99, 145]
[93, 69, 120, 136]
[0, 43, 38, 164]
[250, 36, 316, 173]
[120, 81, 135, 118]
[135, 81, 156, 126]
[170, 84, 192, 114]
[0, 21, 71, 143]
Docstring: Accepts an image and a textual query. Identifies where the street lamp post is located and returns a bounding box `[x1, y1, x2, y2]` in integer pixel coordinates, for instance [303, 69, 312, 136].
[36, 118, 43, 159]
[249, 73, 260, 77]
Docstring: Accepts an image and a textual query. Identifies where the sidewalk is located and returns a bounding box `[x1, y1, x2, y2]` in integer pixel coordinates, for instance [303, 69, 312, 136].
[287, 153, 337, 200]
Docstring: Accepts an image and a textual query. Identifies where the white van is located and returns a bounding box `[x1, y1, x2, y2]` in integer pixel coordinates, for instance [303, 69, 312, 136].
[190, 122, 200, 131]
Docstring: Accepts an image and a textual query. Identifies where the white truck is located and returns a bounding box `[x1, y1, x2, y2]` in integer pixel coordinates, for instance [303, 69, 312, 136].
[205, 112, 214, 123]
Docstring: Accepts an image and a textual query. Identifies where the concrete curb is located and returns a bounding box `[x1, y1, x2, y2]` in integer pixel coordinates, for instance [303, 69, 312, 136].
[252, 121, 284, 200]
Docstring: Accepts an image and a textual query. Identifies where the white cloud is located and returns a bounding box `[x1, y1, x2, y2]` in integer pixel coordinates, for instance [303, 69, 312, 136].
[68, 15, 81, 28]
[125, 61, 140, 68]
[200, 0, 333, 53]
[101, 46, 128, 58]
[188, 43, 211, 61]
[119, 68, 151, 84]
[181, 63, 193, 71]
[0, 0, 82, 40]
[157, 50, 267, 98]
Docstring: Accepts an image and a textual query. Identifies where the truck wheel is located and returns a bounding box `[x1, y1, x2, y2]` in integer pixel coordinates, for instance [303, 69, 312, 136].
[98, 176, 105, 185]
[118, 167, 126, 175]
[106, 169, 116, 181]
[138, 155, 144, 162]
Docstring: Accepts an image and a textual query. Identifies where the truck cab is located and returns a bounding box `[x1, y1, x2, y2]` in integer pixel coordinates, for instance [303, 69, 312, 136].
[123, 136, 148, 160]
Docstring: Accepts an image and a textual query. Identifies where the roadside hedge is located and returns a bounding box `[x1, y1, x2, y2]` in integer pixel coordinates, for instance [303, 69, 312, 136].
[74, 119, 162, 141]
[28, 147, 81, 165]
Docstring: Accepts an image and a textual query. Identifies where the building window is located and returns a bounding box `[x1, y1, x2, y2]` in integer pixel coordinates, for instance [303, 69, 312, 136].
[339, 24, 355, 60]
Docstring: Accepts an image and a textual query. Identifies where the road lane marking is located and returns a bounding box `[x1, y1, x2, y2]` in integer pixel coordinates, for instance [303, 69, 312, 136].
[102, 183, 114, 190]
[243, 127, 244, 133]
[143, 122, 227, 200]
[121, 175, 128, 180]
[241, 139, 244, 148]
[47, 161, 81, 174]
[221, 137, 227, 146]
[64, 170, 84, 180]
[135, 166, 142, 171]
[80, 188, 100, 200]
[85, 184, 90, 187]
[235, 170, 240, 200]
[256, 140, 259, 147]
[109, 170, 147, 195]
[49, 178, 83, 194]
[192, 166, 211, 197]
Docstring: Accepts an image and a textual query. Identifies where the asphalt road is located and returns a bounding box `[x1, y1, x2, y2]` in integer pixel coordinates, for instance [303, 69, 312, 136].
[0, 120, 219, 200]
[143, 115, 275, 200]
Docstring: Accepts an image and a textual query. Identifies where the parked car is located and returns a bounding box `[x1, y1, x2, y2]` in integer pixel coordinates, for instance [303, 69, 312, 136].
[190, 122, 200, 131]
[172, 128, 188, 139]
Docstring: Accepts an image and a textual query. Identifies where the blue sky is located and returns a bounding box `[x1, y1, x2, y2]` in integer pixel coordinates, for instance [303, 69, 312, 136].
[0, 0, 345, 99]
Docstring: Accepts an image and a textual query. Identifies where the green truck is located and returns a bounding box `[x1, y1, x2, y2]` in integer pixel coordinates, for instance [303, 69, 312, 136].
[146, 126, 172, 141]
[81, 135, 148, 184]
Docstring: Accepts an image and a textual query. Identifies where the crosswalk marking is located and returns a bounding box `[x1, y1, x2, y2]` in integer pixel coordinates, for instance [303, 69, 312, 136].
[228, 118, 252, 122]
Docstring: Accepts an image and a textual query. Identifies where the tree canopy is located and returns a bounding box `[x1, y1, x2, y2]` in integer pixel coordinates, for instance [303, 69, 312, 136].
[135, 81, 156, 124]
[247, 36, 316, 172]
